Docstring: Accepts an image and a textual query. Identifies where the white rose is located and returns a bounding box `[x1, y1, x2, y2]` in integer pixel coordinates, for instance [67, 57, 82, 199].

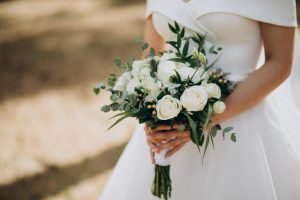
[213, 101, 226, 114]
[204, 83, 221, 99]
[126, 78, 140, 95]
[176, 64, 206, 84]
[180, 85, 208, 111]
[160, 52, 176, 61]
[141, 77, 162, 97]
[139, 67, 152, 80]
[113, 72, 132, 91]
[131, 60, 149, 78]
[157, 61, 177, 85]
[156, 95, 182, 120]
[176, 63, 194, 81]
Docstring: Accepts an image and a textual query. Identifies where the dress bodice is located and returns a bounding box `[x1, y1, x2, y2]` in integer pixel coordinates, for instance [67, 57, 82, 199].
[147, 0, 297, 81]
[152, 12, 262, 81]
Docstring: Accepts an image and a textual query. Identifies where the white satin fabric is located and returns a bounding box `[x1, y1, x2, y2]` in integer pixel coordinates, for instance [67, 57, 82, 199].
[100, 1, 300, 199]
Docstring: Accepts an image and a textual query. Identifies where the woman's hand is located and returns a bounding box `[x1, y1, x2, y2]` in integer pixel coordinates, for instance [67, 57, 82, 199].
[144, 124, 190, 163]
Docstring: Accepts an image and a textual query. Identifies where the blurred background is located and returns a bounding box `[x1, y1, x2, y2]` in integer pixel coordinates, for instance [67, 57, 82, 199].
[0, 0, 299, 200]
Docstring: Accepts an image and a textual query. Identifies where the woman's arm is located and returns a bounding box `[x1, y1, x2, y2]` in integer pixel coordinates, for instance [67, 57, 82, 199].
[143, 15, 166, 56]
[212, 23, 296, 125]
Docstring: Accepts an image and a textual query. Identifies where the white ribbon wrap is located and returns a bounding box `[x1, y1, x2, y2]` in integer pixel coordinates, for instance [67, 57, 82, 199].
[154, 149, 170, 166]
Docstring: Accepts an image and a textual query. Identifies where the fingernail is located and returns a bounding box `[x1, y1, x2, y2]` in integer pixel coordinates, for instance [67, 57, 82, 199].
[161, 140, 167, 144]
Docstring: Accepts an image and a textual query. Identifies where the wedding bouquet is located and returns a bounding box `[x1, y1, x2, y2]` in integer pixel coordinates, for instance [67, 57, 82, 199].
[94, 22, 236, 200]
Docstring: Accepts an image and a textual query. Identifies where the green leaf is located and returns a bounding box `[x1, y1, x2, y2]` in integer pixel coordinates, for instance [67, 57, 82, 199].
[231, 133, 237, 142]
[210, 126, 218, 137]
[177, 34, 181, 48]
[107, 113, 134, 130]
[203, 104, 213, 130]
[223, 127, 234, 134]
[101, 105, 110, 112]
[166, 41, 177, 49]
[174, 21, 180, 32]
[125, 104, 131, 112]
[203, 134, 210, 161]
[128, 94, 137, 107]
[180, 28, 185, 38]
[222, 127, 234, 140]
[209, 45, 215, 53]
[110, 103, 120, 111]
[114, 57, 122, 67]
[108, 111, 130, 121]
[93, 88, 100, 95]
[182, 39, 190, 57]
[149, 47, 155, 57]
[142, 42, 149, 50]
[182, 112, 201, 152]
[168, 23, 177, 34]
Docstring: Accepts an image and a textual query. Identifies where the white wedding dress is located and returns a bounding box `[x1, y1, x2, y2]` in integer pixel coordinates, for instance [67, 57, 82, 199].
[100, 0, 300, 199]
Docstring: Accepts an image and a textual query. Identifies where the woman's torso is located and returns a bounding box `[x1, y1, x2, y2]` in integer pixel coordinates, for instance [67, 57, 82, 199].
[151, 1, 264, 81]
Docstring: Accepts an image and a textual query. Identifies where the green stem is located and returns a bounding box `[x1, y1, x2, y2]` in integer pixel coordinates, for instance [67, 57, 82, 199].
[152, 165, 172, 200]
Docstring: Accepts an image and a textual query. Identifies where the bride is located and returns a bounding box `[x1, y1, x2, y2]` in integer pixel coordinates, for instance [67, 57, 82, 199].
[100, 0, 300, 199]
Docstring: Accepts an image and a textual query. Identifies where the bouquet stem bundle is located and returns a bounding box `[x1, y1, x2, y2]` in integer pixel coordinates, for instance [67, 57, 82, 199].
[152, 165, 172, 200]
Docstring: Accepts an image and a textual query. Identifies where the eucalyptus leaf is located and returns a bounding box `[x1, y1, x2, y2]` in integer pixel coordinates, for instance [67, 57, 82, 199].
[231, 133, 237, 142]
[110, 103, 120, 111]
[223, 127, 234, 134]
[142, 42, 149, 51]
[149, 47, 155, 57]
[93, 88, 100, 95]
[114, 58, 121, 67]
[101, 105, 110, 112]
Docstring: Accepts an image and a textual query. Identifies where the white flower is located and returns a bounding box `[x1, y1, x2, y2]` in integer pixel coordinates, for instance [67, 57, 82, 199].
[160, 52, 176, 61]
[113, 72, 132, 91]
[192, 67, 206, 83]
[131, 60, 149, 78]
[167, 84, 181, 95]
[176, 64, 206, 84]
[138, 67, 152, 80]
[192, 48, 207, 64]
[157, 61, 177, 85]
[204, 83, 221, 99]
[156, 95, 182, 120]
[176, 63, 195, 80]
[126, 78, 140, 95]
[213, 101, 226, 114]
[180, 85, 208, 111]
[142, 77, 162, 97]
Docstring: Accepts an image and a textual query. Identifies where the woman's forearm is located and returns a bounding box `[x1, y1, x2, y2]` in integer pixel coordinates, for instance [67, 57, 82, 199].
[212, 23, 295, 125]
[212, 59, 292, 125]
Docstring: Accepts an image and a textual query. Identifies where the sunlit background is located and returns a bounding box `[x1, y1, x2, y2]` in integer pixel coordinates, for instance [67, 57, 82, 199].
[0, 0, 299, 200]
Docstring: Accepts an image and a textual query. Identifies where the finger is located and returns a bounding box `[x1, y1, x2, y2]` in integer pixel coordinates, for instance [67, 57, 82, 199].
[165, 140, 188, 158]
[146, 135, 161, 145]
[155, 138, 183, 153]
[144, 125, 152, 135]
[149, 149, 154, 164]
[158, 136, 190, 153]
[151, 125, 174, 132]
[149, 130, 188, 140]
